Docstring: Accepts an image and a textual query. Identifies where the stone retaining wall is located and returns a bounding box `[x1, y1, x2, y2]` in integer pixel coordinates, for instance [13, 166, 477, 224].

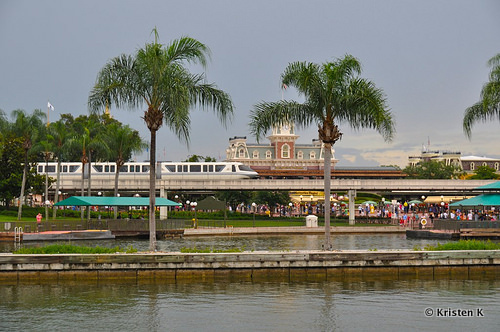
[1, 250, 499, 283]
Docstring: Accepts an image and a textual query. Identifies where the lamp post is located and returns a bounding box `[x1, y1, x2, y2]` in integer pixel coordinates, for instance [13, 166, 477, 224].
[252, 202, 256, 227]
[300, 195, 303, 215]
[98, 191, 102, 220]
[190, 201, 198, 228]
[288, 202, 293, 217]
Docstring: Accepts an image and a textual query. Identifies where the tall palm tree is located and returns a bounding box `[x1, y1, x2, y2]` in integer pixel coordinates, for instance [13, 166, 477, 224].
[463, 53, 500, 138]
[249, 55, 395, 250]
[70, 116, 106, 221]
[48, 120, 72, 219]
[103, 123, 147, 218]
[32, 135, 54, 221]
[11, 109, 45, 220]
[88, 30, 233, 250]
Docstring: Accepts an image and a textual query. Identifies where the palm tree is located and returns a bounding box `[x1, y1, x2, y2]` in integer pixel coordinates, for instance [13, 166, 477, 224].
[70, 116, 106, 221]
[32, 135, 54, 221]
[249, 55, 395, 250]
[463, 53, 500, 138]
[11, 109, 45, 220]
[103, 123, 147, 218]
[48, 120, 72, 219]
[88, 30, 233, 250]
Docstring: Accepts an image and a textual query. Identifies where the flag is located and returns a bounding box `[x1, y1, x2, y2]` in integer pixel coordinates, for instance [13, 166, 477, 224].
[47, 102, 54, 111]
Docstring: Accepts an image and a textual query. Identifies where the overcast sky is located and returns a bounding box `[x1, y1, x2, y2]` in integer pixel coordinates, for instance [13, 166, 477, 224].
[1, 0, 499, 167]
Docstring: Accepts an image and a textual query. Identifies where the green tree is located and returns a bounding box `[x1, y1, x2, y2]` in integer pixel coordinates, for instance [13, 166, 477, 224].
[48, 120, 73, 219]
[403, 160, 461, 179]
[464, 53, 500, 137]
[216, 191, 253, 211]
[89, 30, 233, 250]
[185, 155, 216, 162]
[0, 137, 24, 207]
[249, 55, 395, 249]
[103, 122, 147, 218]
[10, 109, 45, 220]
[469, 165, 500, 180]
[253, 191, 290, 215]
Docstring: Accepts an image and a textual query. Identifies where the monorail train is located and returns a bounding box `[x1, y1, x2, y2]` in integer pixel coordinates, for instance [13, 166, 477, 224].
[36, 161, 259, 180]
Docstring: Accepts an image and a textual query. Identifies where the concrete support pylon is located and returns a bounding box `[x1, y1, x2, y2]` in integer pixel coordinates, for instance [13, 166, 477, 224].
[348, 189, 356, 225]
[159, 188, 168, 220]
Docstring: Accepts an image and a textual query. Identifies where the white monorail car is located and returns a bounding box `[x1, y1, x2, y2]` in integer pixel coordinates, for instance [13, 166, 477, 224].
[37, 161, 259, 180]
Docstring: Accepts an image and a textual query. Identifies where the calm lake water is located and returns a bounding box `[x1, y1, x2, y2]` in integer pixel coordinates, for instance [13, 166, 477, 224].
[0, 233, 457, 253]
[1, 279, 498, 331]
[1, 234, 499, 331]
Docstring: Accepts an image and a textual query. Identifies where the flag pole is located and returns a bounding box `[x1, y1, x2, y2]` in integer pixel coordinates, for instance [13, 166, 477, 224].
[47, 101, 49, 127]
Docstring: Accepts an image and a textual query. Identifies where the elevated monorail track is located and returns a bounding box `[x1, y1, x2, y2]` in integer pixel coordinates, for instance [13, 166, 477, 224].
[55, 178, 496, 196]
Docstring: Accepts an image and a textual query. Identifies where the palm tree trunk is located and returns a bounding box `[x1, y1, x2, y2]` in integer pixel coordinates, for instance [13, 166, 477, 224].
[17, 153, 28, 221]
[53, 159, 61, 220]
[323, 143, 333, 250]
[87, 151, 92, 222]
[149, 129, 157, 251]
[44, 156, 49, 221]
[113, 167, 120, 219]
[81, 162, 85, 221]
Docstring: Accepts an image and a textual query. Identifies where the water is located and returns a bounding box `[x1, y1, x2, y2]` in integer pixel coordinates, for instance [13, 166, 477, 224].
[1, 233, 453, 253]
[1, 279, 498, 331]
[1, 234, 498, 331]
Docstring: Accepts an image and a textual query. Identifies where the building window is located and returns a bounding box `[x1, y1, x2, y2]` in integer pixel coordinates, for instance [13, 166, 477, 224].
[238, 148, 246, 158]
[495, 162, 499, 171]
[253, 151, 259, 159]
[482, 162, 488, 167]
[470, 162, 475, 171]
[310, 151, 316, 159]
[281, 144, 290, 159]
[297, 151, 303, 159]
[266, 150, 272, 159]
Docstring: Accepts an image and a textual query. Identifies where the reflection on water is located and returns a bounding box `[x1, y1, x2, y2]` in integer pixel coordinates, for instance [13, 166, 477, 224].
[0, 233, 454, 253]
[1, 279, 498, 331]
[1, 233, 498, 331]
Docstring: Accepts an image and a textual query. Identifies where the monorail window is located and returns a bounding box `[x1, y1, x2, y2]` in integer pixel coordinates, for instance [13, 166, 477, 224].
[142, 165, 149, 173]
[69, 165, 79, 172]
[232, 165, 236, 172]
[166, 165, 176, 172]
[216, 165, 224, 172]
[37, 166, 43, 173]
[120, 166, 128, 172]
[61, 165, 68, 172]
[47, 165, 56, 172]
[203, 165, 214, 172]
[105, 165, 110, 172]
[94, 165, 103, 172]
[134, 165, 141, 172]
[238, 165, 254, 172]
[191, 165, 201, 172]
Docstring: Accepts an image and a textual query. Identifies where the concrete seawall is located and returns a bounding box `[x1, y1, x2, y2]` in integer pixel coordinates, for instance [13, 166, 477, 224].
[1, 250, 499, 283]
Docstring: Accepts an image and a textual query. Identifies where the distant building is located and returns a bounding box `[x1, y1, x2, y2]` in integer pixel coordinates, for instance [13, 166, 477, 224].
[226, 124, 337, 173]
[226, 124, 404, 179]
[408, 150, 500, 173]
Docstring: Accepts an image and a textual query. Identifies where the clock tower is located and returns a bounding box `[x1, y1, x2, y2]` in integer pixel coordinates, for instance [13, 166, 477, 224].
[268, 123, 298, 159]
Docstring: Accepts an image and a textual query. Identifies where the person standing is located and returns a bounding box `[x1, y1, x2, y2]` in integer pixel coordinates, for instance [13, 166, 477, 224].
[36, 213, 42, 232]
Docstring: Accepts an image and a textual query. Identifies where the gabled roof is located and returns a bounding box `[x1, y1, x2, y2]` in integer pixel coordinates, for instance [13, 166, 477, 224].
[54, 196, 181, 207]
